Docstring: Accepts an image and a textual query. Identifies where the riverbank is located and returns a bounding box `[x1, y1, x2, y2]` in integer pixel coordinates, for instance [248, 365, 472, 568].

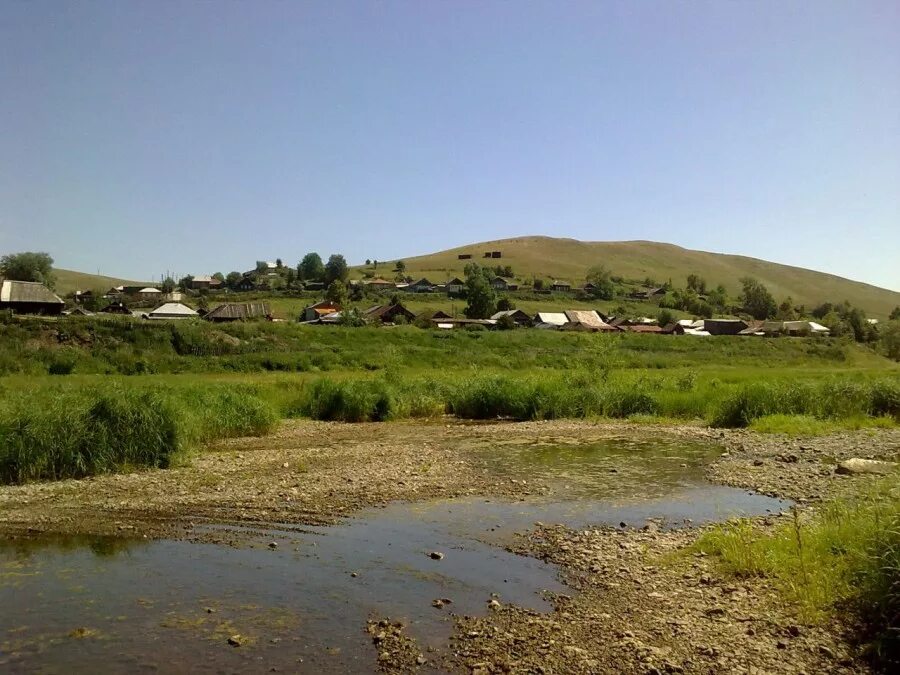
[1, 421, 897, 672]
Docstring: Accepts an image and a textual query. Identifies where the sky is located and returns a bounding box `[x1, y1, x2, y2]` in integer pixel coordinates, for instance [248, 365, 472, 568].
[1, 1, 898, 289]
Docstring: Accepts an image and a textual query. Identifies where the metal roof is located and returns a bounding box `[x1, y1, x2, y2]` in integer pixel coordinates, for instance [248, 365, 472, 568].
[204, 302, 270, 320]
[0, 280, 64, 305]
[533, 312, 568, 325]
[147, 302, 198, 318]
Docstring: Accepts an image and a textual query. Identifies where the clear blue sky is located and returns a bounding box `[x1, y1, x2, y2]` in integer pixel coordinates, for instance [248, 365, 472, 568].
[1, 1, 898, 289]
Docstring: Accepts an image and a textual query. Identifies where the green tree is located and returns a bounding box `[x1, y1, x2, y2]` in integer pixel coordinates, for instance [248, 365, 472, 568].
[739, 277, 776, 320]
[881, 320, 900, 360]
[255, 261, 269, 273]
[325, 279, 348, 307]
[463, 263, 496, 319]
[178, 275, 194, 292]
[585, 265, 615, 300]
[707, 284, 728, 311]
[496, 314, 517, 330]
[275, 258, 283, 269]
[225, 271, 243, 289]
[0, 251, 56, 288]
[776, 297, 796, 321]
[890, 307, 900, 321]
[657, 309, 675, 327]
[395, 260, 406, 275]
[324, 254, 349, 286]
[161, 276, 176, 293]
[496, 296, 515, 311]
[212, 272, 225, 283]
[298, 253, 325, 281]
[339, 307, 366, 327]
[533, 278, 545, 291]
[686, 274, 707, 294]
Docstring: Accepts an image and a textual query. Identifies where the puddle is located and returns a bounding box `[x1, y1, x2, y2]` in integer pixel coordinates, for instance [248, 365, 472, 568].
[0, 437, 791, 673]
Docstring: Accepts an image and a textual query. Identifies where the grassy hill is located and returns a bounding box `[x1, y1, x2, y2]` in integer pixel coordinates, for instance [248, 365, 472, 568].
[53, 269, 148, 295]
[359, 236, 900, 319]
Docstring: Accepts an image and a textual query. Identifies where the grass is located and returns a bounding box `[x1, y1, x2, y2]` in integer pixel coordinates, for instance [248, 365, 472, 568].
[749, 414, 897, 435]
[696, 481, 900, 667]
[0, 383, 278, 483]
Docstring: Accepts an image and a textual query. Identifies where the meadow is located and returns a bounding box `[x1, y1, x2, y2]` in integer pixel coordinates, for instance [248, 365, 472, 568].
[1, 313, 898, 483]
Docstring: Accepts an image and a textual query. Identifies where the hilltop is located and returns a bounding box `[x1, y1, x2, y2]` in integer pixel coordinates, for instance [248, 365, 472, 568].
[363, 236, 900, 319]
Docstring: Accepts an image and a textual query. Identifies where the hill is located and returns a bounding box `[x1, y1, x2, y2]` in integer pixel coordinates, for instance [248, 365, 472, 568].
[53, 269, 148, 295]
[362, 236, 900, 319]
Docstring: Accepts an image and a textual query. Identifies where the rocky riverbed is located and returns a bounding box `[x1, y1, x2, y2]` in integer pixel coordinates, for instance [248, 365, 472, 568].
[1, 420, 898, 673]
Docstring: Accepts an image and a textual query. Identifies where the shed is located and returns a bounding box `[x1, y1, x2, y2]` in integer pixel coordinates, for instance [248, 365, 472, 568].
[100, 301, 132, 315]
[490, 277, 519, 291]
[302, 301, 341, 322]
[235, 277, 257, 292]
[363, 278, 395, 291]
[364, 303, 416, 325]
[0, 280, 65, 315]
[550, 281, 571, 292]
[445, 277, 465, 294]
[405, 278, 435, 293]
[703, 319, 748, 336]
[533, 312, 569, 329]
[62, 306, 94, 316]
[490, 309, 532, 326]
[563, 310, 618, 332]
[204, 301, 271, 322]
[146, 302, 198, 320]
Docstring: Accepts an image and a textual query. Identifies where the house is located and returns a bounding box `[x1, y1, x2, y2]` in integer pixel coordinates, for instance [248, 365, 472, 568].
[73, 289, 94, 304]
[363, 278, 395, 291]
[420, 309, 453, 322]
[403, 278, 435, 293]
[780, 320, 831, 336]
[490, 277, 519, 291]
[738, 321, 766, 336]
[191, 275, 223, 291]
[146, 302, 198, 320]
[490, 309, 532, 326]
[563, 310, 618, 332]
[703, 319, 748, 336]
[137, 287, 163, 301]
[364, 303, 416, 325]
[629, 287, 666, 300]
[204, 301, 271, 322]
[301, 301, 341, 322]
[533, 312, 569, 329]
[235, 276, 257, 292]
[550, 281, 571, 292]
[100, 301, 132, 315]
[0, 280, 65, 315]
[626, 324, 684, 335]
[446, 277, 465, 294]
[457, 254, 472, 260]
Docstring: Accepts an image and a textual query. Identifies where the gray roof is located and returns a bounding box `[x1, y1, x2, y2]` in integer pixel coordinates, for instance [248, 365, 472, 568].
[204, 302, 270, 320]
[0, 280, 64, 305]
[147, 302, 198, 318]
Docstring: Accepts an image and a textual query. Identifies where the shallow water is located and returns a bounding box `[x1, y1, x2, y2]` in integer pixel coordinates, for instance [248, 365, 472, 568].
[0, 437, 791, 673]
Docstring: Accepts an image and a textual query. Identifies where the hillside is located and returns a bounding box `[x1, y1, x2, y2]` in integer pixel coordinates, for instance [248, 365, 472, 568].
[362, 236, 900, 319]
[53, 269, 148, 295]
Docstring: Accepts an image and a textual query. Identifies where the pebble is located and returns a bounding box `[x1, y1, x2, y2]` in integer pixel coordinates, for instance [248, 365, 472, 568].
[429, 551, 444, 560]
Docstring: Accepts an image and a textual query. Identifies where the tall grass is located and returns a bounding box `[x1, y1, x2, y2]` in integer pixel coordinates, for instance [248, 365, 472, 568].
[696, 481, 899, 667]
[0, 384, 278, 484]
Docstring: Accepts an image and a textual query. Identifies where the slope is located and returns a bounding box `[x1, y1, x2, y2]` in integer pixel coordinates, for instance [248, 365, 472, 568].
[362, 236, 900, 319]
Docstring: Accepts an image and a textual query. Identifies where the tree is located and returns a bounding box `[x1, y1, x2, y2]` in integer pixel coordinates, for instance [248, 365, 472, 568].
[225, 271, 243, 289]
[496, 314, 517, 330]
[212, 272, 225, 283]
[463, 263, 496, 319]
[298, 253, 325, 282]
[0, 252, 56, 288]
[395, 260, 406, 275]
[276, 258, 283, 269]
[686, 274, 707, 294]
[324, 279, 348, 307]
[496, 297, 515, 311]
[285, 268, 297, 288]
[339, 307, 366, 327]
[776, 297, 796, 321]
[881, 320, 900, 361]
[256, 260, 269, 273]
[890, 307, 900, 321]
[161, 276, 176, 293]
[739, 277, 776, 320]
[657, 309, 675, 327]
[585, 265, 615, 300]
[365, 259, 371, 266]
[707, 284, 728, 311]
[324, 254, 349, 286]
[533, 278, 545, 291]
[178, 275, 194, 292]
[373, 260, 378, 269]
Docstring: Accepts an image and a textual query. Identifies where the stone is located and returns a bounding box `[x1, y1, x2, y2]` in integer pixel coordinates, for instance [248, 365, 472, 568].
[488, 599, 502, 610]
[429, 551, 444, 560]
[268, 541, 278, 549]
[836, 458, 897, 475]
[227, 635, 243, 647]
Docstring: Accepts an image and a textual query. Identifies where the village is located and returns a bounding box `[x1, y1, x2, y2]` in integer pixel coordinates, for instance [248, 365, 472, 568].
[0, 254, 847, 339]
